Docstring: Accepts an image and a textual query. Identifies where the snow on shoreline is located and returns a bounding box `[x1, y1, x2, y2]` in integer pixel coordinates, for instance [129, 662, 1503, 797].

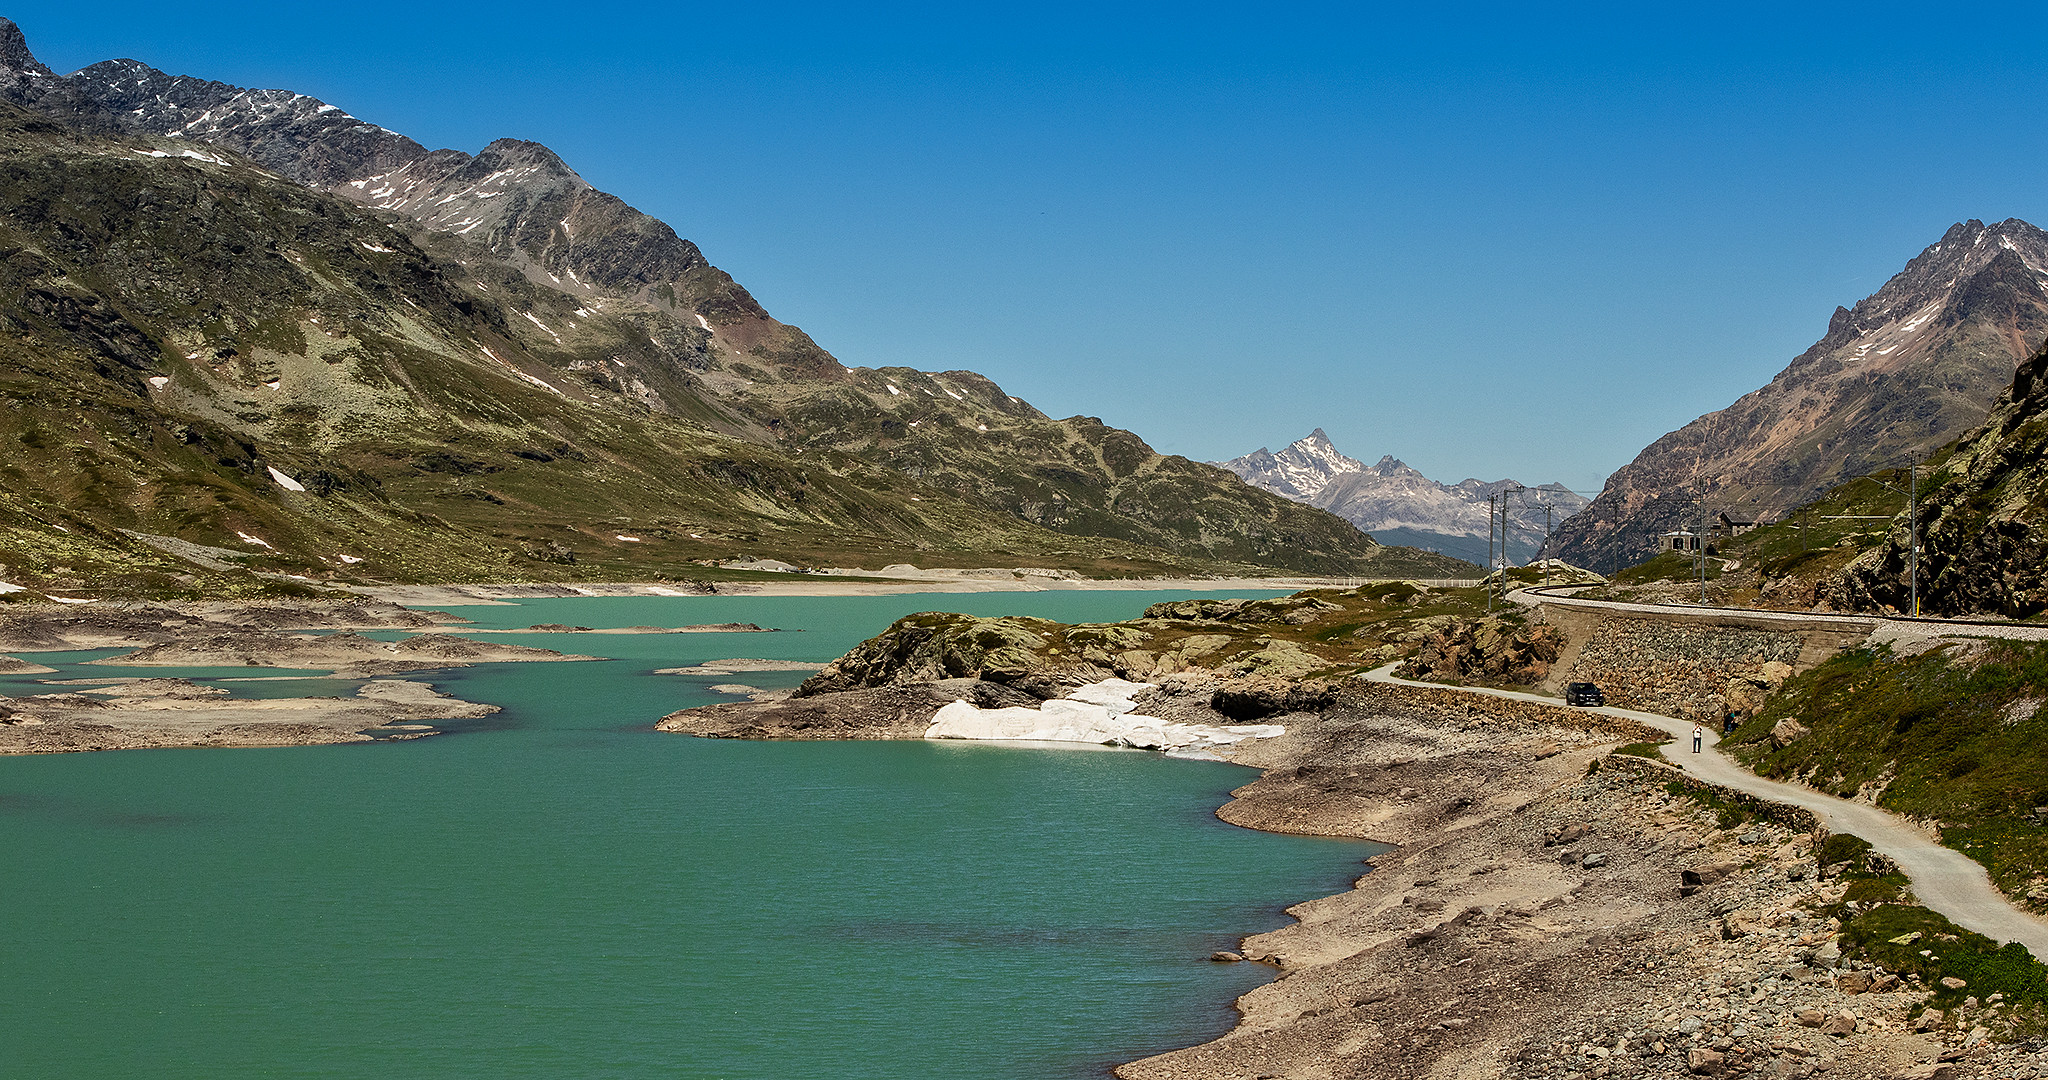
[925, 678, 1283, 755]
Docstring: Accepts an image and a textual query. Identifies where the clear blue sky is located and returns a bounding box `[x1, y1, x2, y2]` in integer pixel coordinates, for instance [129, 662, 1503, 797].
[14, 3, 2048, 493]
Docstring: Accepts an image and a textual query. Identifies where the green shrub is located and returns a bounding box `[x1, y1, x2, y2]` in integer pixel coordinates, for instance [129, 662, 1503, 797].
[1819, 833, 1875, 867]
[1837, 904, 2048, 1010]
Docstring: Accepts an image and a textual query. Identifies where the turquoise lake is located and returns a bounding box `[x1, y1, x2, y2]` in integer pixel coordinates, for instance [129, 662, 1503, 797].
[0, 590, 1373, 1079]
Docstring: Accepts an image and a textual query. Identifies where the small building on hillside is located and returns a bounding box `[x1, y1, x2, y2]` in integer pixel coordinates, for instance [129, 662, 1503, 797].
[1713, 512, 1759, 541]
[1662, 530, 1701, 553]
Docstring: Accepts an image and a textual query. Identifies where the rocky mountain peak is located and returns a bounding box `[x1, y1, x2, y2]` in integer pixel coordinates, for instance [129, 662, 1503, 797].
[1215, 429, 1364, 501]
[1548, 217, 2048, 571]
[1218, 430, 1588, 565]
[0, 16, 55, 104]
[18, 47, 755, 332]
[0, 17, 46, 77]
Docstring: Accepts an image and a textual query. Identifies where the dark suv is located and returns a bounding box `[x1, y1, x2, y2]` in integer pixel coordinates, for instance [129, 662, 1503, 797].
[1565, 682, 1605, 707]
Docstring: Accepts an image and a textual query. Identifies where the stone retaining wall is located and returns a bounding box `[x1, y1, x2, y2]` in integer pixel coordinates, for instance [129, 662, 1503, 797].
[1533, 600, 1874, 723]
[1562, 614, 1805, 721]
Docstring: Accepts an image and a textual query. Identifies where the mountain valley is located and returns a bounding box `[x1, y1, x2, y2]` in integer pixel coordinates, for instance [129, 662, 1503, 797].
[0, 19, 1472, 597]
[1218, 429, 1588, 566]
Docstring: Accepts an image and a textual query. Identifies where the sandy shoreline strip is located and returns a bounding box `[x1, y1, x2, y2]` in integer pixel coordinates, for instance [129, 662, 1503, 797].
[355, 575, 1355, 606]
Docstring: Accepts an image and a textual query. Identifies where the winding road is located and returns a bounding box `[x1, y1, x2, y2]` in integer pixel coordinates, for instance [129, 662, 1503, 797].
[1363, 642, 2048, 957]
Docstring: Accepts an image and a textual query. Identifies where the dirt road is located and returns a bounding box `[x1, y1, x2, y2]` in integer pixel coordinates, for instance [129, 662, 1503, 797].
[1363, 662, 2048, 957]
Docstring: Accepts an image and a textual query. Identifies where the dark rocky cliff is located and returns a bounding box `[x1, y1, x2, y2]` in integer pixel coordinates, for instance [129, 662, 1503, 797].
[1828, 342, 2048, 618]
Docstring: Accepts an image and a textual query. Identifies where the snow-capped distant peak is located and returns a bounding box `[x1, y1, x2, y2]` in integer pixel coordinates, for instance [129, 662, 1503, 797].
[1214, 427, 1590, 565]
[1214, 429, 1366, 501]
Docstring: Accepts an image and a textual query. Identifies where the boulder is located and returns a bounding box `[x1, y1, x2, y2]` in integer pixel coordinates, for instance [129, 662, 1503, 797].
[1721, 909, 1764, 938]
[1686, 1047, 1726, 1075]
[1822, 1010, 1858, 1036]
[1448, 906, 1487, 927]
[1209, 677, 1337, 720]
[1680, 860, 1741, 895]
[1546, 823, 1593, 846]
[1231, 639, 1327, 678]
[1836, 971, 1873, 993]
[1770, 717, 1811, 748]
[1795, 1007, 1827, 1028]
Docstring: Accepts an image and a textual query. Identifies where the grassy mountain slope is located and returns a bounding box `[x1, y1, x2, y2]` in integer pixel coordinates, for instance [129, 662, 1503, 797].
[0, 108, 1414, 596]
[0, 21, 1459, 581]
[1723, 641, 2048, 912]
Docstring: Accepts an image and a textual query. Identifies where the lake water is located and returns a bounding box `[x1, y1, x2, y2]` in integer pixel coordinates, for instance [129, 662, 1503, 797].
[0, 590, 1374, 1079]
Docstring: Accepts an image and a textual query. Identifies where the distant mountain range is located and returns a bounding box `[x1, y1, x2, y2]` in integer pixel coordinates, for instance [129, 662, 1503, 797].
[1548, 217, 2048, 571]
[1216, 430, 1588, 566]
[0, 18, 1476, 594]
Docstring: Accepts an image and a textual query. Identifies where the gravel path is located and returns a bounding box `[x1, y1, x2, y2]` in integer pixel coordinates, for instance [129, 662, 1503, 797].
[1363, 663, 2048, 958]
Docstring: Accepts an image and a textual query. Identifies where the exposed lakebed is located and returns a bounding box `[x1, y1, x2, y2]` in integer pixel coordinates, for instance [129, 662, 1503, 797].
[0, 589, 1374, 1079]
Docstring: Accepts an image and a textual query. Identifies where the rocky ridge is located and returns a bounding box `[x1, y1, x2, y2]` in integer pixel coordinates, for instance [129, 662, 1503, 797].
[1549, 218, 2048, 572]
[0, 676, 495, 752]
[0, 597, 559, 752]
[0, 17, 1448, 587]
[1218, 429, 1587, 566]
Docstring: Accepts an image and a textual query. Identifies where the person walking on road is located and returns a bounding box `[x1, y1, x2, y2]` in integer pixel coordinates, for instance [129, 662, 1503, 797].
[1692, 724, 1704, 753]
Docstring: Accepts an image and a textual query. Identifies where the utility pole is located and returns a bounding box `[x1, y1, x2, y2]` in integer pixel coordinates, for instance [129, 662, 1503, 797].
[1490, 491, 1507, 614]
[1698, 511, 1708, 604]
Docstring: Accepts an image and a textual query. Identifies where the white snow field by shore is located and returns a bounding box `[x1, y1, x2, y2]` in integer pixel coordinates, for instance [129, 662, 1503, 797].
[924, 678, 1282, 754]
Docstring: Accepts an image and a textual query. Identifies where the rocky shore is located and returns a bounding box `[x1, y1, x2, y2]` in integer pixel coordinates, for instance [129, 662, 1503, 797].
[0, 598, 577, 752]
[658, 617, 2042, 1079]
[0, 676, 495, 752]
